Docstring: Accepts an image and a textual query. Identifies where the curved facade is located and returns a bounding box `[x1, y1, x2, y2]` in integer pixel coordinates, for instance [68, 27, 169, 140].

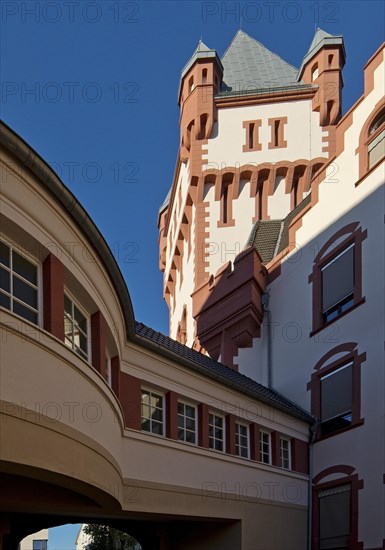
[0, 122, 312, 550]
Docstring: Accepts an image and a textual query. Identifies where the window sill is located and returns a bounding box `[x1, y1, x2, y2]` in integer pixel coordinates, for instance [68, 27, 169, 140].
[316, 419, 365, 442]
[355, 156, 384, 187]
[217, 219, 235, 228]
[309, 298, 365, 338]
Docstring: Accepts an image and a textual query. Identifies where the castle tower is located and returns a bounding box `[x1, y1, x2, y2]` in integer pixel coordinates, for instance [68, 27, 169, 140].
[159, 30, 344, 367]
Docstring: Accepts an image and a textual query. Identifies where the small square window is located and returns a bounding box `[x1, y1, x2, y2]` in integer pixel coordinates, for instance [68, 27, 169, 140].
[235, 422, 249, 458]
[141, 390, 164, 435]
[209, 413, 224, 452]
[177, 401, 197, 444]
[259, 430, 271, 464]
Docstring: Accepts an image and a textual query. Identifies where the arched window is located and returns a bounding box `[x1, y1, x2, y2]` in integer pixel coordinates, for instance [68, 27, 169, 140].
[308, 223, 367, 333]
[368, 107, 385, 169]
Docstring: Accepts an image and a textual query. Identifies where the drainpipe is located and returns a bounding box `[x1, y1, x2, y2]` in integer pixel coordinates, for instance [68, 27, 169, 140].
[261, 290, 272, 389]
[308, 421, 318, 550]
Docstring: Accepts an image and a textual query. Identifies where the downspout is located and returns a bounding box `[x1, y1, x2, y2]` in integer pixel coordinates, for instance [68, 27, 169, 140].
[261, 290, 272, 388]
[308, 421, 318, 550]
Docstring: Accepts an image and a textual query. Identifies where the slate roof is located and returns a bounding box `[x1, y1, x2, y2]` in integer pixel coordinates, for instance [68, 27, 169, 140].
[220, 30, 302, 93]
[247, 194, 311, 263]
[298, 28, 345, 80]
[135, 321, 314, 424]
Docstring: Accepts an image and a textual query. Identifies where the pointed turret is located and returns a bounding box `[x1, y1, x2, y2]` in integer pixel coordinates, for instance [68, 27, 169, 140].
[298, 28, 345, 126]
[178, 40, 223, 160]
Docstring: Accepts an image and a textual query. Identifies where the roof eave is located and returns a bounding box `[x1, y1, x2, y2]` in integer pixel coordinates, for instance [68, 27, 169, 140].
[0, 121, 137, 340]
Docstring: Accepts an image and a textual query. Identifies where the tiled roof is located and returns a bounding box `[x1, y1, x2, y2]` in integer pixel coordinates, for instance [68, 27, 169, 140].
[247, 220, 283, 264]
[247, 194, 311, 263]
[135, 321, 314, 424]
[221, 30, 302, 92]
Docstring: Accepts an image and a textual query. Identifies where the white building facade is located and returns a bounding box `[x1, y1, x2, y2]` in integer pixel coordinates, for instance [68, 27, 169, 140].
[159, 30, 385, 549]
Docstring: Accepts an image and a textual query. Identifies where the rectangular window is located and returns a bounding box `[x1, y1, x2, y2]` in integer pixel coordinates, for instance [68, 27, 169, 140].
[209, 413, 224, 451]
[141, 389, 164, 435]
[319, 485, 351, 549]
[279, 437, 291, 469]
[321, 362, 353, 435]
[321, 244, 355, 323]
[0, 240, 39, 324]
[177, 401, 197, 444]
[368, 128, 385, 168]
[259, 430, 271, 464]
[235, 422, 249, 458]
[64, 294, 88, 360]
[33, 541, 48, 550]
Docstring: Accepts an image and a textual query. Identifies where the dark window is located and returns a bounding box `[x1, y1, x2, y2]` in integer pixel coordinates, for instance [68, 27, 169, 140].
[209, 413, 224, 451]
[319, 485, 351, 550]
[141, 390, 164, 435]
[320, 362, 353, 435]
[235, 422, 249, 458]
[177, 401, 197, 443]
[321, 244, 354, 323]
[33, 541, 48, 550]
[309, 223, 366, 334]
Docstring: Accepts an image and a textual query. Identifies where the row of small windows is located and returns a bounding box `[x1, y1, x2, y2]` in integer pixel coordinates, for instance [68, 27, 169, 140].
[140, 389, 292, 468]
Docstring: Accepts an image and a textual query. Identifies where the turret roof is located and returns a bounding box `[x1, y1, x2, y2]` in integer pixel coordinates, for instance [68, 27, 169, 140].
[220, 30, 302, 92]
[297, 27, 345, 80]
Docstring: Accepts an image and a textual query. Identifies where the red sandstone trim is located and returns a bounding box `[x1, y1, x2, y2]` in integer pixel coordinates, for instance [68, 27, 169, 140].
[42, 253, 65, 341]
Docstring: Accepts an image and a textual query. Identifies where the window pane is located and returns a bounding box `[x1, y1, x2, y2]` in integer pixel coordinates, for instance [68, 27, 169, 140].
[322, 246, 354, 312]
[0, 241, 10, 267]
[185, 417, 195, 430]
[321, 364, 353, 422]
[64, 294, 72, 314]
[319, 486, 350, 548]
[13, 276, 38, 308]
[0, 291, 10, 309]
[0, 267, 10, 292]
[74, 305, 87, 333]
[13, 301, 38, 324]
[368, 130, 385, 168]
[13, 251, 37, 284]
[177, 402, 184, 414]
[185, 405, 195, 418]
[152, 421, 163, 435]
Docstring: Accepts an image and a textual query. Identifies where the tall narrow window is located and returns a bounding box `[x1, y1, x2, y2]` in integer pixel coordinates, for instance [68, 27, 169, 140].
[268, 117, 287, 149]
[64, 294, 88, 360]
[209, 413, 224, 451]
[249, 123, 254, 149]
[279, 437, 291, 469]
[0, 240, 39, 324]
[243, 120, 262, 152]
[259, 430, 271, 464]
[141, 389, 164, 435]
[202, 68, 207, 84]
[274, 120, 280, 147]
[235, 422, 249, 458]
[177, 401, 197, 444]
[222, 184, 229, 224]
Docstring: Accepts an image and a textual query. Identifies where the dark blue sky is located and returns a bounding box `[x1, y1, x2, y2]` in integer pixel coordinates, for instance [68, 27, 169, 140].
[1, 2, 384, 541]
